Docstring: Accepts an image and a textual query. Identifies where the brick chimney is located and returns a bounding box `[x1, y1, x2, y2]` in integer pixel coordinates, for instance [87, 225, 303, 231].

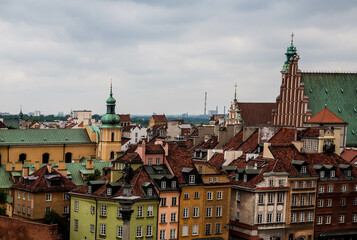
[22, 167, 29, 177]
[6, 163, 12, 172]
[86, 159, 94, 170]
[58, 161, 66, 170]
[15, 161, 22, 171]
[46, 164, 52, 173]
[34, 161, 40, 171]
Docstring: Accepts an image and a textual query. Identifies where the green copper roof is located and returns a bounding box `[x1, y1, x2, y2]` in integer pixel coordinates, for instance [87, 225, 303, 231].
[0, 129, 93, 146]
[101, 84, 120, 126]
[282, 42, 297, 72]
[0, 166, 13, 189]
[301, 72, 357, 146]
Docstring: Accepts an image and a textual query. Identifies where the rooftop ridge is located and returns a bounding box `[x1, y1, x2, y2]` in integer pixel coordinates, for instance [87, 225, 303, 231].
[302, 71, 357, 74]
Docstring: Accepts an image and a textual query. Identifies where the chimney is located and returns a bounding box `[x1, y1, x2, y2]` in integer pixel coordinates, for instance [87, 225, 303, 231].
[22, 167, 29, 177]
[164, 143, 169, 157]
[6, 163, 12, 172]
[58, 161, 66, 170]
[34, 161, 40, 171]
[46, 164, 52, 173]
[86, 159, 94, 170]
[15, 161, 22, 171]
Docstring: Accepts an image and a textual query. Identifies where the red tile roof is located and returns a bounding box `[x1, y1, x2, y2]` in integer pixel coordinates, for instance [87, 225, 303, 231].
[268, 127, 296, 144]
[78, 121, 84, 127]
[145, 144, 165, 154]
[300, 128, 320, 137]
[306, 107, 346, 124]
[12, 166, 76, 192]
[223, 130, 259, 152]
[223, 131, 243, 150]
[195, 136, 218, 150]
[190, 128, 199, 137]
[115, 152, 143, 164]
[118, 114, 131, 122]
[239, 102, 275, 124]
[122, 125, 135, 132]
[0, 121, 6, 129]
[152, 115, 167, 122]
[341, 148, 357, 164]
[209, 153, 224, 170]
[121, 137, 130, 145]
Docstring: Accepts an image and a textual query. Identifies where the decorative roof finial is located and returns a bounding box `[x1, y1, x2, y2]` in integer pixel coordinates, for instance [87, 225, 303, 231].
[234, 82, 238, 100]
[110, 79, 113, 97]
[291, 32, 294, 44]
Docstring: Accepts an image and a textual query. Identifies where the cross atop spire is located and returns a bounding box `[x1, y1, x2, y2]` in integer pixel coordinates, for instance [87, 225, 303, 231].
[110, 79, 113, 97]
[234, 83, 238, 100]
[291, 32, 294, 43]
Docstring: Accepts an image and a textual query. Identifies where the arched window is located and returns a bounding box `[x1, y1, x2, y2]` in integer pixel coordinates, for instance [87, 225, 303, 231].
[65, 152, 72, 163]
[110, 151, 115, 160]
[42, 153, 50, 164]
[111, 132, 115, 142]
[19, 153, 27, 164]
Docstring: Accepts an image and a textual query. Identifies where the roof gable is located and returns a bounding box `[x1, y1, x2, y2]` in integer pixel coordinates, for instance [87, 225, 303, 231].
[306, 107, 346, 124]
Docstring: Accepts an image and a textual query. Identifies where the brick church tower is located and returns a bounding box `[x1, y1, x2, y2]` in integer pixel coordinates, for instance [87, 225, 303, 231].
[272, 35, 312, 126]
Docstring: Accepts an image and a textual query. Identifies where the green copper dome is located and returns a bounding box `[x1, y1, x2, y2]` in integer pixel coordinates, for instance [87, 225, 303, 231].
[282, 35, 297, 72]
[101, 84, 121, 127]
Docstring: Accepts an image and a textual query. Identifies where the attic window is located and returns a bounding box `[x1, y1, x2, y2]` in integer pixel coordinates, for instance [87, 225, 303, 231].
[88, 185, 92, 194]
[243, 174, 247, 183]
[301, 166, 307, 174]
[147, 188, 153, 197]
[171, 181, 176, 188]
[346, 170, 352, 177]
[189, 175, 195, 184]
[161, 181, 166, 189]
[198, 166, 202, 173]
[320, 171, 325, 178]
[107, 188, 112, 196]
[330, 170, 335, 178]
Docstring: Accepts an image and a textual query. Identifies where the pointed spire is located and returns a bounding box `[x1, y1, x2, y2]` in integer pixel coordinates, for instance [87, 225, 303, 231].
[291, 32, 294, 44]
[110, 79, 113, 97]
[19, 105, 24, 120]
[234, 83, 238, 100]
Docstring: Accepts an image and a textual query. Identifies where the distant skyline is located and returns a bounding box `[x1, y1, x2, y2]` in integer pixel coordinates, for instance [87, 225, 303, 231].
[1, 1, 357, 115]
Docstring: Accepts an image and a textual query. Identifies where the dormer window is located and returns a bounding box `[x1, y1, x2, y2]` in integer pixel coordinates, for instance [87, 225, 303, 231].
[346, 170, 352, 177]
[161, 181, 166, 189]
[301, 166, 307, 174]
[171, 181, 176, 188]
[189, 175, 195, 184]
[303, 140, 306, 149]
[88, 185, 92, 194]
[269, 179, 274, 187]
[209, 177, 213, 183]
[330, 170, 335, 178]
[308, 140, 312, 150]
[320, 171, 325, 178]
[279, 180, 285, 187]
[107, 188, 112, 196]
[235, 173, 239, 181]
[147, 188, 153, 197]
[243, 174, 247, 183]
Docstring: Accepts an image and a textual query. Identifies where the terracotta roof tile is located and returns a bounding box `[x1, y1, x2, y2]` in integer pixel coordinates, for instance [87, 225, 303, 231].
[268, 127, 296, 144]
[341, 148, 357, 164]
[239, 102, 275, 124]
[209, 153, 224, 170]
[152, 115, 167, 122]
[118, 114, 131, 122]
[145, 144, 165, 154]
[121, 137, 130, 145]
[195, 136, 218, 150]
[306, 107, 346, 124]
[223, 131, 243, 150]
[115, 152, 143, 164]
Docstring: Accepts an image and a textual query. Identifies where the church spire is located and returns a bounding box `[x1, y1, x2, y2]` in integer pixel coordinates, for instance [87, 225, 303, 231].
[101, 82, 120, 126]
[282, 33, 297, 72]
[19, 105, 23, 120]
[234, 83, 237, 100]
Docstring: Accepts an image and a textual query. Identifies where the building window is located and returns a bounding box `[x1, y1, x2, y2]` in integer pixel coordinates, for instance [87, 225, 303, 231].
[65, 152, 72, 163]
[193, 207, 199, 217]
[23, 192, 25, 200]
[301, 181, 307, 188]
[192, 224, 198, 236]
[159, 230, 165, 240]
[299, 212, 305, 222]
[269, 179, 274, 187]
[137, 206, 143, 217]
[292, 195, 298, 206]
[257, 214, 263, 224]
[339, 215, 345, 223]
[148, 158, 152, 165]
[184, 192, 189, 200]
[45, 193, 52, 201]
[317, 216, 323, 225]
[74, 219, 78, 231]
[90, 224, 94, 233]
[243, 174, 247, 182]
[215, 223, 221, 234]
[147, 225, 153, 237]
[326, 215, 331, 224]
[170, 213, 177, 222]
[279, 179, 285, 186]
[216, 206, 222, 217]
[293, 181, 299, 189]
[161, 198, 167, 207]
[161, 181, 166, 189]
[194, 191, 199, 199]
[28, 193, 31, 201]
[171, 181, 176, 188]
[22, 205, 25, 214]
[147, 205, 153, 217]
[45, 207, 51, 214]
[341, 185, 347, 192]
[319, 186, 325, 193]
[207, 192, 213, 200]
[326, 199, 332, 207]
[18, 192, 20, 199]
[309, 181, 315, 188]
[118, 207, 122, 218]
[99, 223, 106, 236]
[136, 226, 142, 237]
[170, 229, 176, 239]
[63, 206, 68, 214]
[276, 212, 282, 222]
[42, 153, 50, 164]
[189, 175, 195, 184]
[88, 185, 92, 194]
[277, 193, 284, 203]
[258, 194, 264, 204]
[314, 141, 318, 151]
[328, 185, 333, 192]
[301, 195, 306, 206]
[75, 201, 79, 212]
[206, 207, 212, 217]
[183, 208, 189, 218]
[17, 204, 20, 213]
[111, 132, 115, 142]
[340, 198, 346, 206]
[107, 188, 112, 196]
[205, 224, 211, 235]
[156, 158, 160, 165]
[215, 177, 219, 183]
[90, 206, 95, 215]
[268, 193, 274, 204]
[353, 214, 357, 223]
[182, 225, 188, 236]
[291, 213, 297, 223]
[267, 213, 273, 223]
[308, 195, 314, 205]
[330, 170, 336, 178]
[198, 166, 202, 172]
[308, 212, 313, 222]
[100, 205, 106, 217]
[318, 199, 323, 207]
[217, 191, 222, 200]
[27, 206, 30, 215]
[171, 197, 177, 206]
[147, 188, 153, 197]
[354, 197, 357, 206]
[320, 171, 325, 178]
[117, 226, 123, 238]
[160, 213, 166, 223]
[308, 140, 312, 149]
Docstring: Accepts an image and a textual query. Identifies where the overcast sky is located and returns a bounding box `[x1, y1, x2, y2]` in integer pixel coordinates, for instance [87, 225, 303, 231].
[1, 0, 357, 115]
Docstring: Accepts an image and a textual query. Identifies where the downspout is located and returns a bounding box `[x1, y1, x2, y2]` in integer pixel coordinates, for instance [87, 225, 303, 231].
[63, 144, 66, 161]
[7, 145, 10, 163]
[95, 197, 98, 239]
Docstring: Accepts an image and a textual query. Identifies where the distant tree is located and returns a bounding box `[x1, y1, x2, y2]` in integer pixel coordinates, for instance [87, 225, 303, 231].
[87, 169, 101, 181]
[44, 210, 69, 240]
[0, 191, 6, 205]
